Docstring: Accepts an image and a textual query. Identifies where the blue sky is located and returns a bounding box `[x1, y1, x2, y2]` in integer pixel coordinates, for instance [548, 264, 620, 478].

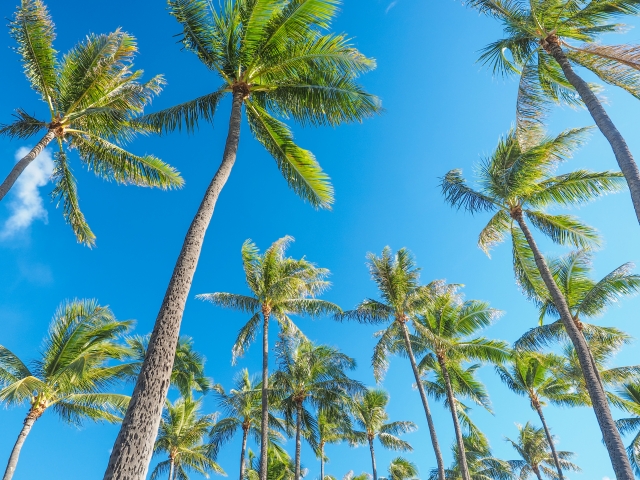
[2, 0, 640, 479]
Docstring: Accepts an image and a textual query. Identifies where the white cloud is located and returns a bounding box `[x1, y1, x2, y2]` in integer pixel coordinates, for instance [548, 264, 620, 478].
[604, 477, 612, 480]
[1, 147, 54, 238]
[385, 1, 398, 14]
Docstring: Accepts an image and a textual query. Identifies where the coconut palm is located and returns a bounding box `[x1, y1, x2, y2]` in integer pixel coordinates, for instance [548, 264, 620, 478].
[105, 0, 380, 475]
[470, 0, 640, 222]
[316, 408, 353, 480]
[150, 396, 224, 480]
[126, 335, 213, 399]
[209, 369, 284, 480]
[379, 457, 418, 480]
[0, 299, 133, 480]
[614, 384, 640, 475]
[339, 247, 447, 479]
[0, 0, 181, 244]
[199, 236, 340, 480]
[349, 389, 416, 480]
[272, 337, 364, 480]
[246, 443, 305, 480]
[441, 125, 632, 477]
[506, 422, 580, 480]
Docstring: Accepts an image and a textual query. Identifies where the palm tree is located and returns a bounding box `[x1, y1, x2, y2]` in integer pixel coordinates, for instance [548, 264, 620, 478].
[379, 457, 418, 480]
[341, 472, 371, 480]
[246, 443, 304, 480]
[126, 335, 213, 399]
[339, 247, 447, 479]
[470, 0, 640, 222]
[349, 389, 416, 480]
[0, 0, 181, 244]
[272, 337, 364, 480]
[199, 236, 340, 480]
[441, 125, 633, 477]
[105, 0, 380, 474]
[0, 299, 133, 480]
[151, 396, 224, 480]
[614, 383, 640, 475]
[506, 422, 580, 480]
[410, 282, 508, 480]
[496, 352, 573, 479]
[209, 369, 284, 480]
[316, 408, 353, 480]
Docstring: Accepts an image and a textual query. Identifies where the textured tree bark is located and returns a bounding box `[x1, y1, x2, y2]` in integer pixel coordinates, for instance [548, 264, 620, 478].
[259, 306, 271, 480]
[368, 438, 378, 480]
[2, 410, 39, 480]
[544, 35, 640, 224]
[514, 212, 634, 479]
[103, 91, 245, 480]
[240, 426, 249, 480]
[294, 401, 303, 480]
[534, 403, 563, 479]
[398, 321, 446, 480]
[438, 357, 471, 480]
[320, 443, 325, 480]
[0, 130, 55, 202]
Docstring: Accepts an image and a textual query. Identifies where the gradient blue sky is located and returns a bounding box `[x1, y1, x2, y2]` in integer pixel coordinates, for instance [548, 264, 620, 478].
[2, 0, 640, 479]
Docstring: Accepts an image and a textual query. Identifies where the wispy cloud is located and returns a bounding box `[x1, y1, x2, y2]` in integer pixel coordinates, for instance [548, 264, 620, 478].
[385, 1, 398, 14]
[604, 477, 612, 480]
[1, 147, 54, 239]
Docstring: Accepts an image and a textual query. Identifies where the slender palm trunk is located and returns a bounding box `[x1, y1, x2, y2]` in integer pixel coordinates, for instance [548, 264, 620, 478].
[295, 401, 303, 480]
[240, 426, 249, 480]
[513, 212, 634, 479]
[3, 409, 41, 480]
[320, 442, 325, 480]
[103, 91, 245, 480]
[398, 320, 446, 480]
[368, 437, 378, 480]
[260, 306, 271, 480]
[438, 357, 471, 480]
[168, 459, 175, 480]
[533, 402, 563, 480]
[0, 130, 55, 202]
[532, 466, 543, 480]
[543, 35, 640, 224]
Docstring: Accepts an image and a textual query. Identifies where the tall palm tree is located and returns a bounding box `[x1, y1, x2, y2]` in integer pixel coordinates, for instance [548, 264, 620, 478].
[150, 397, 224, 480]
[441, 126, 633, 477]
[0, 299, 133, 480]
[496, 352, 573, 479]
[246, 443, 303, 480]
[105, 0, 380, 475]
[349, 389, 416, 480]
[316, 408, 352, 480]
[126, 335, 213, 399]
[199, 236, 340, 480]
[379, 457, 418, 480]
[339, 247, 447, 479]
[272, 337, 364, 480]
[0, 0, 181, 244]
[614, 383, 640, 475]
[209, 369, 284, 480]
[506, 422, 580, 480]
[470, 0, 640, 222]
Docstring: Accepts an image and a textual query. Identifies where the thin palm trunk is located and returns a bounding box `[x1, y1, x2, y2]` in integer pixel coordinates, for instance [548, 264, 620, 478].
[438, 357, 471, 480]
[513, 211, 634, 479]
[543, 35, 640, 224]
[0, 130, 55, 202]
[295, 401, 303, 480]
[368, 437, 378, 480]
[533, 466, 543, 480]
[168, 459, 175, 480]
[398, 320, 446, 480]
[320, 442, 325, 480]
[240, 426, 249, 480]
[533, 403, 563, 480]
[260, 306, 270, 480]
[103, 91, 245, 480]
[2, 410, 39, 480]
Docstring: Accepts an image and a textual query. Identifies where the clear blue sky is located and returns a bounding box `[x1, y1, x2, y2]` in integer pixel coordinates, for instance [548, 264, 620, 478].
[2, 0, 640, 479]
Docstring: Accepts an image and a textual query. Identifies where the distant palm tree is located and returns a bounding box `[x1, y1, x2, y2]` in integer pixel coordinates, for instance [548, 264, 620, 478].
[273, 337, 363, 480]
[106, 0, 380, 474]
[209, 369, 284, 480]
[200, 236, 340, 480]
[126, 335, 213, 399]
[0, 299, 132, 480]
[341, 472, 371, 480]
[506, 422, 580, 480]
[614, 383, 640, 475]
[350, 389, 416, 480]
[339, 247, 447, 479]
[379, 457, 418, 480]
[0, 0, 181, 244]
[246, 443, 303, 480]
[441, 125, 631, 476]
[316, 408, 353, 480]
[470, 0, 640, 223]
[151, 396, 224, 480]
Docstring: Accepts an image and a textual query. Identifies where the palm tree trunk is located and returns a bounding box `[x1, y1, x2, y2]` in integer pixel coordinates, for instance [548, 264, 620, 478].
[513, 211, 634, 479]
[2, 410, 40, 480]
[398, 321, 446, 480]
[368, 437, 378, 480]
[533, 403, 564, 480]
[103, 90, 245, 480]
[0, 130, 55, 202]
[260, 305, 271, 480]
[543, 35, 640, 224]
[240, 426, 249, 480]
[532, 466, 543, 480]
[320, 442, 325, 480]
[295, 401, 303, 480]
[168, 459, 175, 480]
[438, 357, 471, 480]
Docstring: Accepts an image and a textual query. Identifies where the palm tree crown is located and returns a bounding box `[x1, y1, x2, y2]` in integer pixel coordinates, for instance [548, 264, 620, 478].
[379, 457, 418, 480]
